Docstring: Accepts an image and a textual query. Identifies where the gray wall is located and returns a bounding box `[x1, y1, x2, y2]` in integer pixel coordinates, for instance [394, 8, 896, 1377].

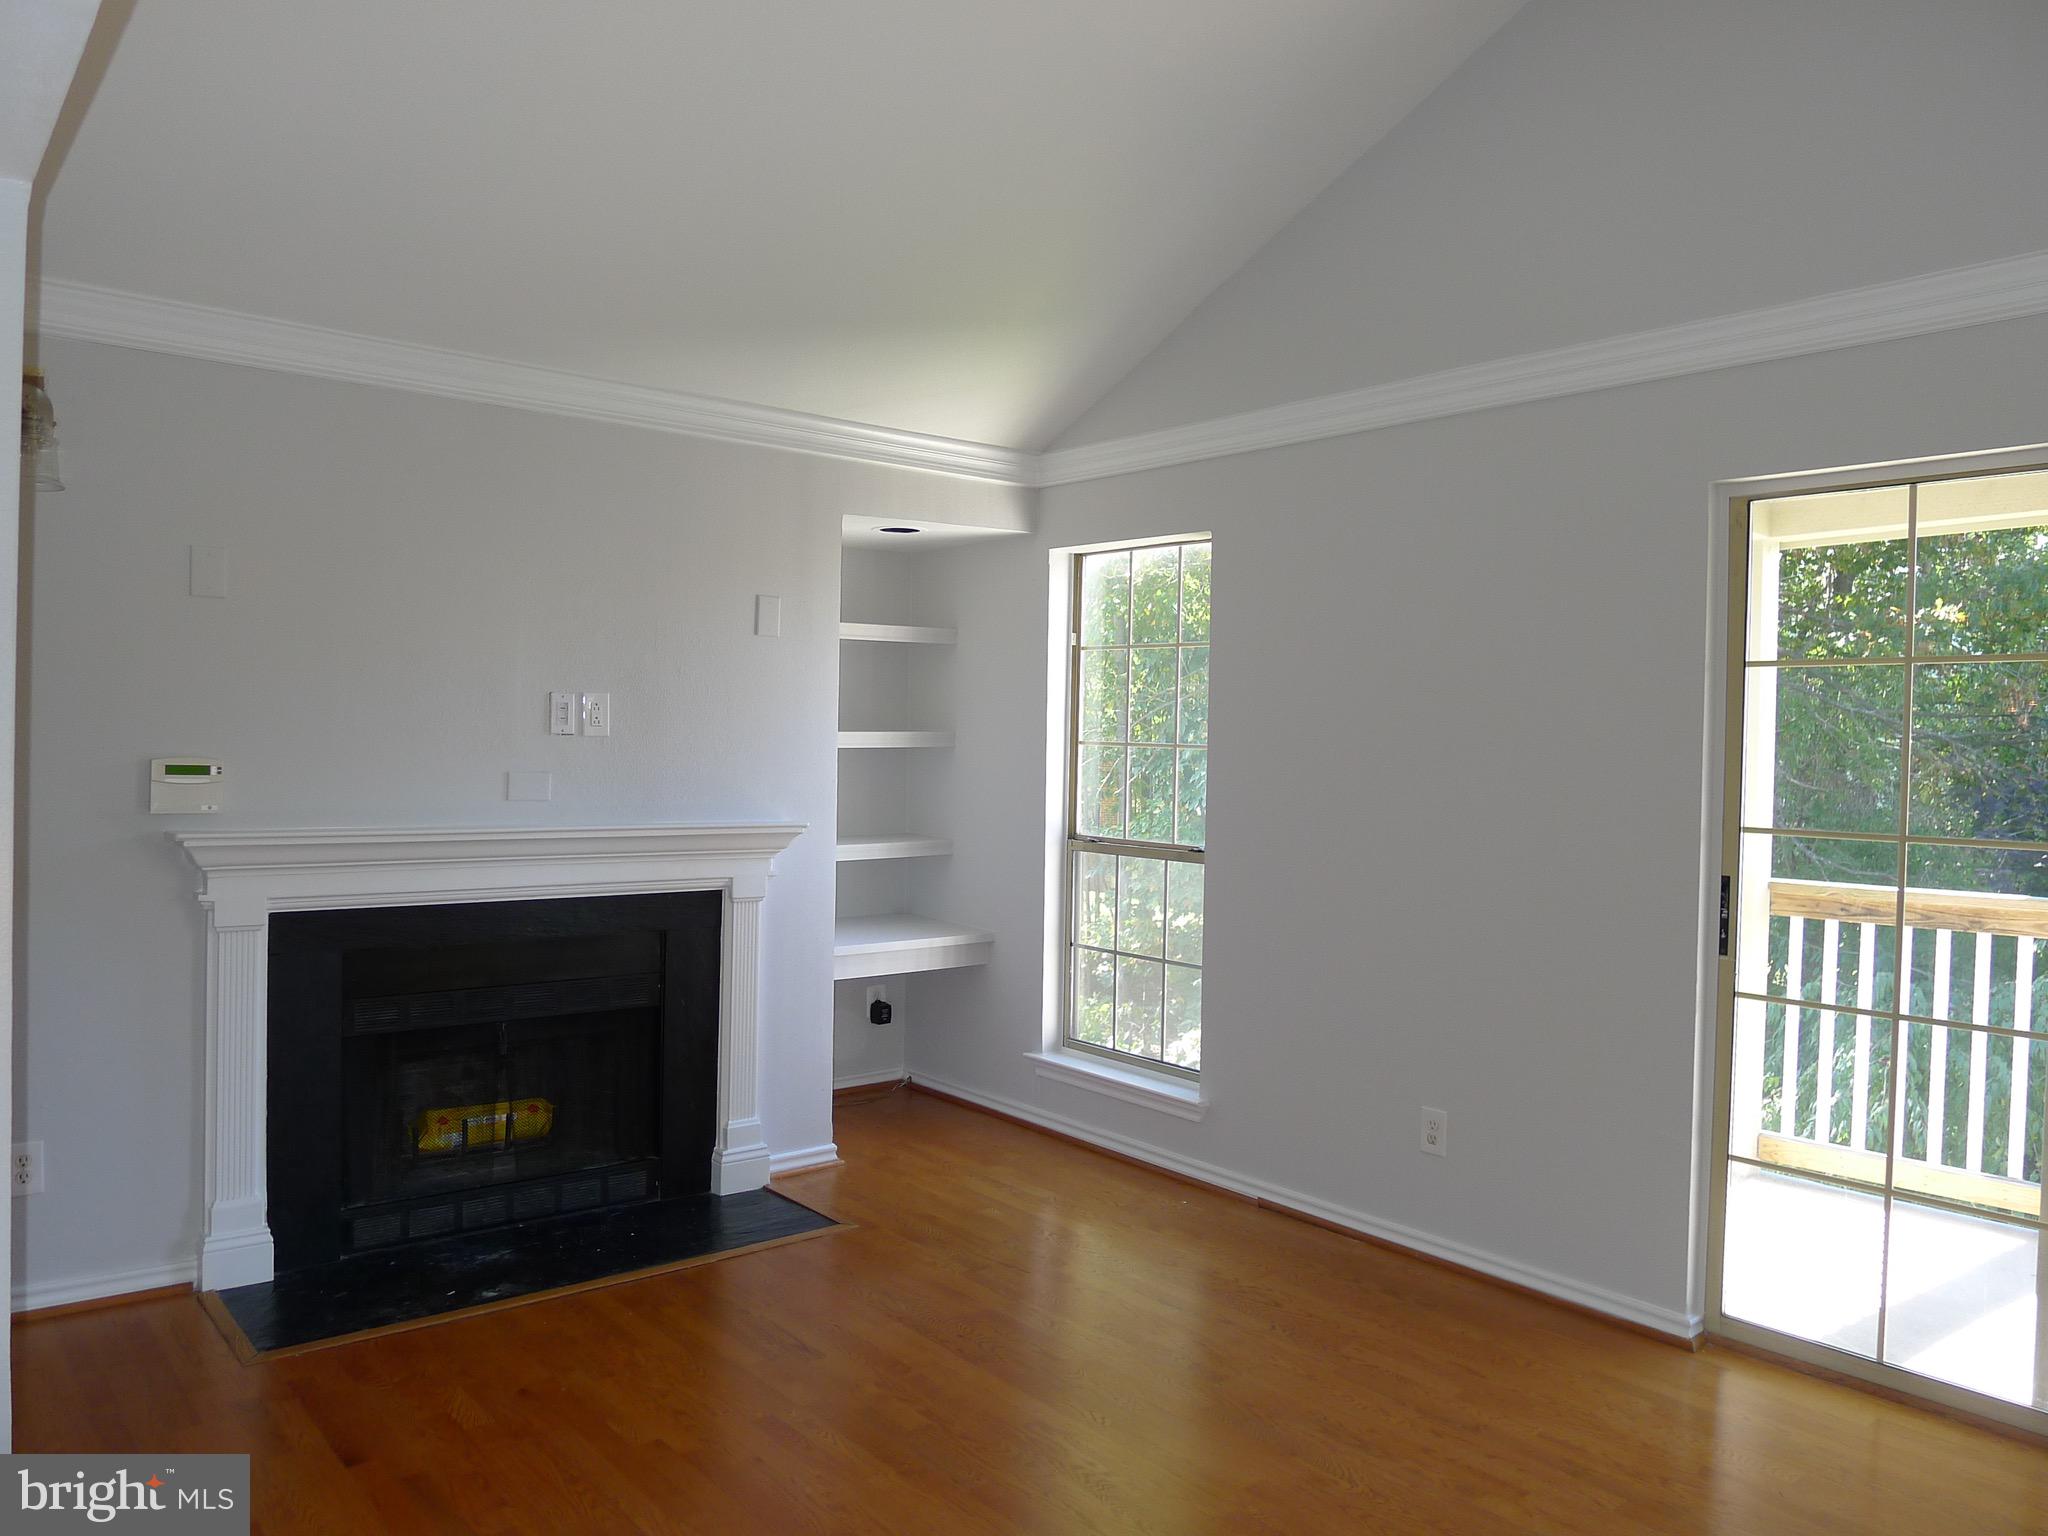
[1060, 0, 2048, 446]
[909, 0, 2048, 1329]
[908, 311, 2048, 1328]
[13, 335, 1023, 1301]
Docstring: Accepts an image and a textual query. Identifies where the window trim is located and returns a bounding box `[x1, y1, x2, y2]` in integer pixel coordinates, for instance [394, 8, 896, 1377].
[1027, 1048, 1206, 1119]
[1059, 536, 1209, 1079]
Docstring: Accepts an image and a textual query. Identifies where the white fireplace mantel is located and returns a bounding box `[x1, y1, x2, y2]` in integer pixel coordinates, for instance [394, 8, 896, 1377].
[173, 821, 806, 1290]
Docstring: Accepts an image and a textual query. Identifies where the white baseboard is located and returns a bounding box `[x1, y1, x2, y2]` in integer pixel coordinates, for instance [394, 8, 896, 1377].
[769, 1142, 841, 1175]
[909, 1072, 1703, 1341]
[12, 1258, 198, 1315]
[833, 1067, 909, 1091]
[15, 1103, 1695, 1341]
[12, 1147, 840, 1313]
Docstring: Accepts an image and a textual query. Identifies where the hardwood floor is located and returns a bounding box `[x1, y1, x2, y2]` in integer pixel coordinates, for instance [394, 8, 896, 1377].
[16, 1088, 2048, 1533]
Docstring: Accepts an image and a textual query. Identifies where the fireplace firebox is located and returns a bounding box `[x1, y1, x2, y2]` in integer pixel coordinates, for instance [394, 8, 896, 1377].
[266, 892, 720, 1274]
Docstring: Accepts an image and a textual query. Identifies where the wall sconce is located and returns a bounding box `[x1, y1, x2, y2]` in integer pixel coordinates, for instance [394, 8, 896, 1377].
[21, 369, 63, 491]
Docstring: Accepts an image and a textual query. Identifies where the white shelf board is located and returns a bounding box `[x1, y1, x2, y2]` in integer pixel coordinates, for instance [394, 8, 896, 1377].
[836, 834, 953, 863]
[839, 622, 957, 646]
[837, 729, 953, 750]
[834, 913, 992, 981]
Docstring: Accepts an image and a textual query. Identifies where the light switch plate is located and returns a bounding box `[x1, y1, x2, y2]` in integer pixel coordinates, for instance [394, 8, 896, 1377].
[549, 692, 578, 736]
[506, 771, 552, 801]
[189, 544, 228, 598]
[755, 594, 782, 637]
[580, 692, 611, 736]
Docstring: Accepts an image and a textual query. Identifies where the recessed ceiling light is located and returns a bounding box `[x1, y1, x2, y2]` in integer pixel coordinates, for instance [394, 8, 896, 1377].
[878, 525, 921, 534]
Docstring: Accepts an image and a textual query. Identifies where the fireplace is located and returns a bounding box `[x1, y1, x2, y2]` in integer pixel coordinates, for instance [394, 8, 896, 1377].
[266, 892, 720, 1272]
[174, 823, 807, 1290]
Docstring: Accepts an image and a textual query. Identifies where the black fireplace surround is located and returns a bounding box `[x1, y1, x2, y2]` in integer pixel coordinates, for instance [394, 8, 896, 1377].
[267, 892, 721, 1274]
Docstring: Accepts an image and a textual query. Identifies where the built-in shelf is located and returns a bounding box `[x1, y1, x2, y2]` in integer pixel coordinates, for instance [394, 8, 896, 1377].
[836, 834, 952, 863]
[833, 914, 993, 981]
[837, 730, 953, 750]
[839, 621, 957, 646]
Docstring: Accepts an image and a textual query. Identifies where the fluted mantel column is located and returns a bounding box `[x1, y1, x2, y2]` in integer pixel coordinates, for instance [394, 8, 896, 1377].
[200, 905, 275, 1290]
[711, 883, 772, 1194]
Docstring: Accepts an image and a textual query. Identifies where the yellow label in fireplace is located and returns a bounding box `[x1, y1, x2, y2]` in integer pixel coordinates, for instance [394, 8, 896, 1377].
[413, 1098, 555, 1156]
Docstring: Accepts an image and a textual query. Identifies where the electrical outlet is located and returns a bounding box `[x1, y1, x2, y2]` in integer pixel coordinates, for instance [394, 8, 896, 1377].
[580, 692, 611, 736]
[12, 1141, 44, 1196]
[1420, 1108, 1447, 1158]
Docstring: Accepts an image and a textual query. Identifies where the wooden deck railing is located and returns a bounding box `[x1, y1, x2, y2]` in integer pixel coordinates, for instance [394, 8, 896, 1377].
[1752, 879, 2047, 1217]
[1769, 878, 2048, 940]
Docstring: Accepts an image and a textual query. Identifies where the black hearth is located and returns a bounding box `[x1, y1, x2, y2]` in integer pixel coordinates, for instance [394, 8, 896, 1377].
[267, 892, 721, 1274]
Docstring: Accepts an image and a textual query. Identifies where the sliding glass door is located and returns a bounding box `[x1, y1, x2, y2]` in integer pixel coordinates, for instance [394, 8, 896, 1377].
[1711, 461, 2048, 1424]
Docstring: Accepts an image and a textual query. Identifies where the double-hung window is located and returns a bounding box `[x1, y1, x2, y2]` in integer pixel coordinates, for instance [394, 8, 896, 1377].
[1065, 539, 1208, 1075]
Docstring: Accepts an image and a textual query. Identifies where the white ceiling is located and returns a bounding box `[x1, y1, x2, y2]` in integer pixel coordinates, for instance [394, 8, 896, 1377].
[0, 0, 97, 182]
[36, 0, 1522, 451]
[841, 518, 1021, 551]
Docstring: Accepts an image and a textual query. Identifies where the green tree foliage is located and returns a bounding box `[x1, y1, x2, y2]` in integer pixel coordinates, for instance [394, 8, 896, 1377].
[1762, 526, 2048, 1182]
[1773, 529, 2048, 889]
[1070, 543, 1210, 1070]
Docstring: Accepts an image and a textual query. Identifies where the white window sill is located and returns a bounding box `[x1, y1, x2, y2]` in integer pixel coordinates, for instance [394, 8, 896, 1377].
[1026, 1050, 1206, 1120]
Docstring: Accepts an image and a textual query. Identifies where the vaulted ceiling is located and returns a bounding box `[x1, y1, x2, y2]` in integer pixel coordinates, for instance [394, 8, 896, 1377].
[34, 0, 1523, 450]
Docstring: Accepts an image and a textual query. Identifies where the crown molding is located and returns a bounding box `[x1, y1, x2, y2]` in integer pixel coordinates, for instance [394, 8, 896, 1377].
[37, 249, 2048, 493]
[34, 279, 1032, 485]
[1036, 249, 2048, 486]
